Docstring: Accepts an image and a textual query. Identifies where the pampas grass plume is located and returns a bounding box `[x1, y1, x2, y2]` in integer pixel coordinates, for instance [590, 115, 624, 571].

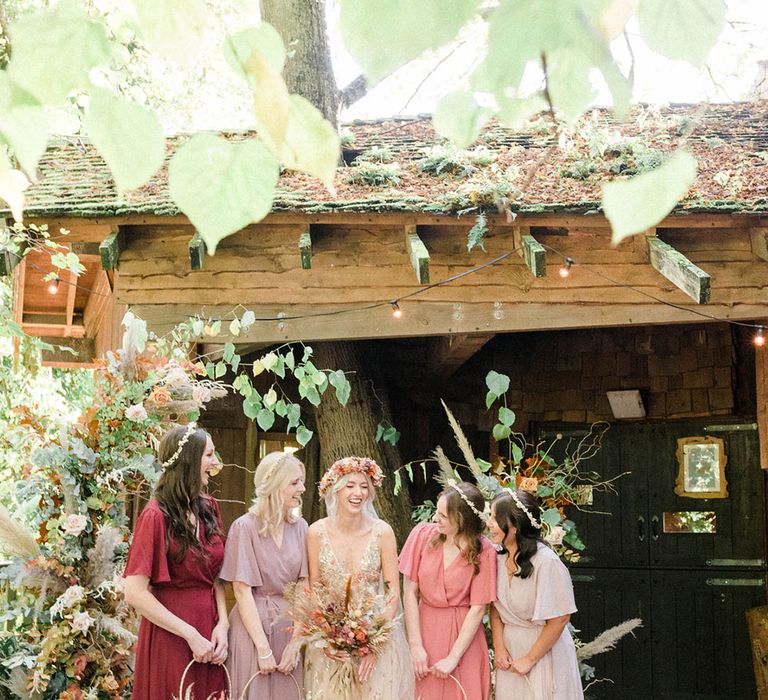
[86, 524, 122, 587]
[577, 618, 642, 662]
[440, 400, 480, 475]
[0, 504, 40, 559]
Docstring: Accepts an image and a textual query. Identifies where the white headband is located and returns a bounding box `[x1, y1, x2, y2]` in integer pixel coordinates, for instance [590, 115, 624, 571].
[506, 488, 542, 529]
[447, 479, 486, 523]
[161, 423, 197, 469]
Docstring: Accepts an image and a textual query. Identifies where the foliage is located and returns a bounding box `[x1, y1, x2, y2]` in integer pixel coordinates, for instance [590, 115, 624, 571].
[560, 131, 666, 181]
[424, 172, 517, 216]
[361, 146, 394, 163]
[417, 144, 495, 178]
[466, 213, 488, 253]
[344, 161, 401, 187]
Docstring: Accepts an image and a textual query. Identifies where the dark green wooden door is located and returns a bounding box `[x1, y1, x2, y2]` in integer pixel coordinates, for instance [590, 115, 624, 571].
[539, 420, 767, 699]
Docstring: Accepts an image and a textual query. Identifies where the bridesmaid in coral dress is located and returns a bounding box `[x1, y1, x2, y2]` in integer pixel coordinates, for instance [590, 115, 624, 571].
[124, 424, 228, 700]
[400, 481, 496, 700]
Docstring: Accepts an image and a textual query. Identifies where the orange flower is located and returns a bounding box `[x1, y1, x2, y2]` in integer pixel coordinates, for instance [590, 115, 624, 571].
[73, 653, 88, 677]
[518, 476, 539, 493]
[60, 685, 83, 700]
[149, 386, 171, 407]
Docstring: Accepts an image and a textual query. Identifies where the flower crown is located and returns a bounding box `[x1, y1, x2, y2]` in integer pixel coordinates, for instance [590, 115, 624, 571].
[447, 478, 487, 523]
[256, 452, 293, 496]
[506, 488, 543, 529]
[318, 456, 384, 497]
[161, 423, 197, 469]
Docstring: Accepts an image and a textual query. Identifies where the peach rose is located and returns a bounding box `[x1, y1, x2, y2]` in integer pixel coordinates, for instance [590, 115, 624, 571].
[149, 386, 171, 407]
[518, 476, 539, 493]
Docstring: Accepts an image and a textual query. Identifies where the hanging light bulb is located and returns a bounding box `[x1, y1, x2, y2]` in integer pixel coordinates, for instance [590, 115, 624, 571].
[390, 301, 402, 319]
[47, 276, 61, 295]
[754, 327, 766, 347]
[558, 257, 574, 279]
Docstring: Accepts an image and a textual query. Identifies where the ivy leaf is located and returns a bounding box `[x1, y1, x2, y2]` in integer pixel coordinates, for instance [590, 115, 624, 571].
[256, 408, 275, 431]
[8, 1, 110, 104]
[84, 88, 165, 193]
[225, 24, 286, 78]
[286, 403, 301, 430]
[229, 318, 241, 336]
[214, 361, 226, 379]
[496, 93, 547, 129]
[241, 310, 256, 330]
[492, 423, 511, 441]
[340, 0, 480, 83]
[485, 390, 498, 410]
[132, 0, 209, 65]
[296, 425, 313, 447]
[230, 354, 241, 374]
[243, 394, 261, 420]
[603, 150, 697, 245]
[232, 374, 253, 397]
[467, 213, 487, 253]
[328, 370, 351, 406]
[244, 47, 290, 159]
[383, 426, 401, 445]
[476, 458, 492, 474]
[498, 406, 516, 428]
[394, 470, 402, 495]
[168, 134, 279, 253]
[541, 507, 563, 529]
[486, 370, 510, 398]
[0, 75, 49, 177]
[375, 423, 385, 442]
[639, 0, 725, 67]
[433, 90, 491, 149]
[510, 442, 524, 465]
[279, 95, 340, 192]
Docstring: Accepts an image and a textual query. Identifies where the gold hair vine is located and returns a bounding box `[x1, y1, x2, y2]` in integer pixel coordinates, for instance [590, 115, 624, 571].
[161, 423, 197, 469]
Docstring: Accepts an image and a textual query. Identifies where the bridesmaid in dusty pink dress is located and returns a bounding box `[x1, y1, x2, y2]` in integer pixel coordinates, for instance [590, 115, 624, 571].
[400, 481, 496, 700]
[220, 452, 307, 699]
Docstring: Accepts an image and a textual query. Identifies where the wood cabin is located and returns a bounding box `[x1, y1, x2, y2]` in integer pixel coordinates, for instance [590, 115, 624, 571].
[7, 101, 768, 698]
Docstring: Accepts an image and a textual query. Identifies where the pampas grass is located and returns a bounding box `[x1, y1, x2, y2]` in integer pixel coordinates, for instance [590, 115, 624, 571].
[576, 618, 642, 662]
[1, 667, 40, 699]
[0, 504, 40, 559]
[97, 614, 137, 645]
[441, 400, 480, 475]
[432, 446, 457, 488]
[86, 524, 122, 587]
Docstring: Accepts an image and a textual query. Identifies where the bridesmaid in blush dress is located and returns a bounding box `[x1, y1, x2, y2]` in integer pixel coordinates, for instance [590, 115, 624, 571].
[400, 481, 496, 700]
[487, 490, 583, 700]
[124, 424, 228, 700]
[220, 451, 308, 699]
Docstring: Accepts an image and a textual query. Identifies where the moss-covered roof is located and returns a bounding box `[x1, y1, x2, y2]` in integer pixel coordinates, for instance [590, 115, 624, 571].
[18, 102, 768, 220]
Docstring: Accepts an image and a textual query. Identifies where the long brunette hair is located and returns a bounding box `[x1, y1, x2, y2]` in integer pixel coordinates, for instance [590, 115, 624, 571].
[155, 426, 221, 561]
[431, 482, 485, 575]
[492, 490, 544, 579]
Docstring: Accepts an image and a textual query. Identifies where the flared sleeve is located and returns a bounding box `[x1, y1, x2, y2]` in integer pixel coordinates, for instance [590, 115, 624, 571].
[469, 538, 498, 605]
[219, 515, 264, 587]
[532, 547, 577, 623]
[399, 522, 434, 582]
[124, 502, 171, 584]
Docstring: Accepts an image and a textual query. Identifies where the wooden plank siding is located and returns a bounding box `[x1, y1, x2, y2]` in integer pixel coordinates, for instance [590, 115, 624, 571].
[112, 222, 768, 343]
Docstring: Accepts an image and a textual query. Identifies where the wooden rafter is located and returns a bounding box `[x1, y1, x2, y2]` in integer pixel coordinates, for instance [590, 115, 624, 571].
[405, 225, 430, 284]
[750, 227, 768, 262]
[21, 322, 86, 338]
[513, 225, 546, 278]
[64, 267, 78, 329]
[299, 225, 312, 270]
[84, 269, 111, 338]
[430, 333, 496, 379]
[647, 231, 711, 304]
[99, 226, 124, 271]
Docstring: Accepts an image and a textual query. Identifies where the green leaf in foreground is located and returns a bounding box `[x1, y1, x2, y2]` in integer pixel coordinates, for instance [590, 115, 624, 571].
[639, 0, 725, 67]
[168, 134, 279, 253]
[225, 24, 286, 78]
[340, 0, 480, 83]
[133, 0, 208, 65]
[603, 150, 697, 245]
[0, 75, 49, 177]
[8, 1, 110, 104]
[296, 426, 313, 447]
[486, 370, 510, 398]
[85, 88, 165, 193]
[433, 90, 491, 149]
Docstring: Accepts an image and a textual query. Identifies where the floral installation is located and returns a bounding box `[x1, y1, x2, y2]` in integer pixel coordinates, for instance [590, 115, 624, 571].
[0, 313, 227, 700]
[285, 576, 397, 695]
[318, 456, 384, 497]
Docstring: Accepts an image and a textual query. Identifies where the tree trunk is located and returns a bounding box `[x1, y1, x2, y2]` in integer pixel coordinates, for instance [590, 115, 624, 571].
[260, 0, 340, 127]
[312, 341, 414, 544]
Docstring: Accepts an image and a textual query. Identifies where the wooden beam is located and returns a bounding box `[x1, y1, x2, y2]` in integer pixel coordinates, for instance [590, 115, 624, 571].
[99, 226, 124, 270]
[430, 333, 496, 379]
[40, 335, 96, 367]
[513, 225, 547, 278]
[22, 322, 86, 338]
[405, 225, 430, 284]
[750, 227, 768, 262]
[757, 333, 768, 470]
[647, 234, 711, 304]
[188, 232, 206, 270]
[83, 269, 111, 338]
[299, 225, 312, 270]
[64, 268, 78, 328]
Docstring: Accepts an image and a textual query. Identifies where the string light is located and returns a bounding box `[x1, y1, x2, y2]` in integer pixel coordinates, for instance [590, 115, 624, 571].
[47, 276, 60, 295]
[390, 301, 402, 319]
[754, 327, 765, 347]
[558, 257, 574, 278]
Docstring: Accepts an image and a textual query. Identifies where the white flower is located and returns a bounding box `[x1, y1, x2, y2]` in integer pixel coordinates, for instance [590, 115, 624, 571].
[124, 403, 148, 421]
[63, 513, 88, 537]
[192, 384, 212, 405]
[163, 363, 189, 388]
[56, 585, 85, 612]
[71, 611, 94, 634]
[545, 525, 566, 546]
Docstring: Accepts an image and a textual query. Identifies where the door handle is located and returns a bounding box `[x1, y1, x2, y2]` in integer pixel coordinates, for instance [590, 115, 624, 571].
[637, 515, 645, 542]
[651, 515, 660, 541]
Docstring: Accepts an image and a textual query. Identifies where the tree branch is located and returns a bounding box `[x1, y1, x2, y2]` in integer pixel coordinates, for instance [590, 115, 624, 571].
[339, 74, 369, 108]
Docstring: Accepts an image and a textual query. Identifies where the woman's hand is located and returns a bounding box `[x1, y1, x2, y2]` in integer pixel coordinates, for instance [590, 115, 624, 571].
[256, 646, 277, 674]
[210, 621, 229, 665]
[511, 655, 536, 675]
[358, 653, 378, 683]
[187, 630, 215, 664]
[430, 654, 458, 679]
[494, 644, 513, 671]
[277, 638, 302, 674]
[410, 644, 429, 679]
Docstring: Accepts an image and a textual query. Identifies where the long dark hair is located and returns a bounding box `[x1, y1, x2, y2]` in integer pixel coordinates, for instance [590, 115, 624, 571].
[492, 490, 544, 579]
[431, 482, 486, 575]
[155, 425, 221, 561]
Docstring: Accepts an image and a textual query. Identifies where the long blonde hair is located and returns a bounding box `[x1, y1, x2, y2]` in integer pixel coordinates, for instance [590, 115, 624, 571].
[249, 451, 305, 538]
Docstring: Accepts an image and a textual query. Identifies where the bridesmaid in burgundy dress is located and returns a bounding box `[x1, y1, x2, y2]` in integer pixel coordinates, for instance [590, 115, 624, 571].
[124, 424, 228, 700]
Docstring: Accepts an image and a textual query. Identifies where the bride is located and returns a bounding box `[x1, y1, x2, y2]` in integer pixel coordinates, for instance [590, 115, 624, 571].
[304, 456, 415, 700]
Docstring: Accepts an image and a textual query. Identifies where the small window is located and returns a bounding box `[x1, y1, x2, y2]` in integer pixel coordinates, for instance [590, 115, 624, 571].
[663, 511, 717, 534]
[674, 436, 728, 499]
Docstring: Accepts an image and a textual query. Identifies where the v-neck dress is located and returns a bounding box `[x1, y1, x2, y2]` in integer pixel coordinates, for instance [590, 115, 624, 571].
[303, 519, 415, 699]
[399, 522, 497, 700]
[219, 513, 308, 700]
[494, 545, 583, 699]
[124, 497, 227, 700]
